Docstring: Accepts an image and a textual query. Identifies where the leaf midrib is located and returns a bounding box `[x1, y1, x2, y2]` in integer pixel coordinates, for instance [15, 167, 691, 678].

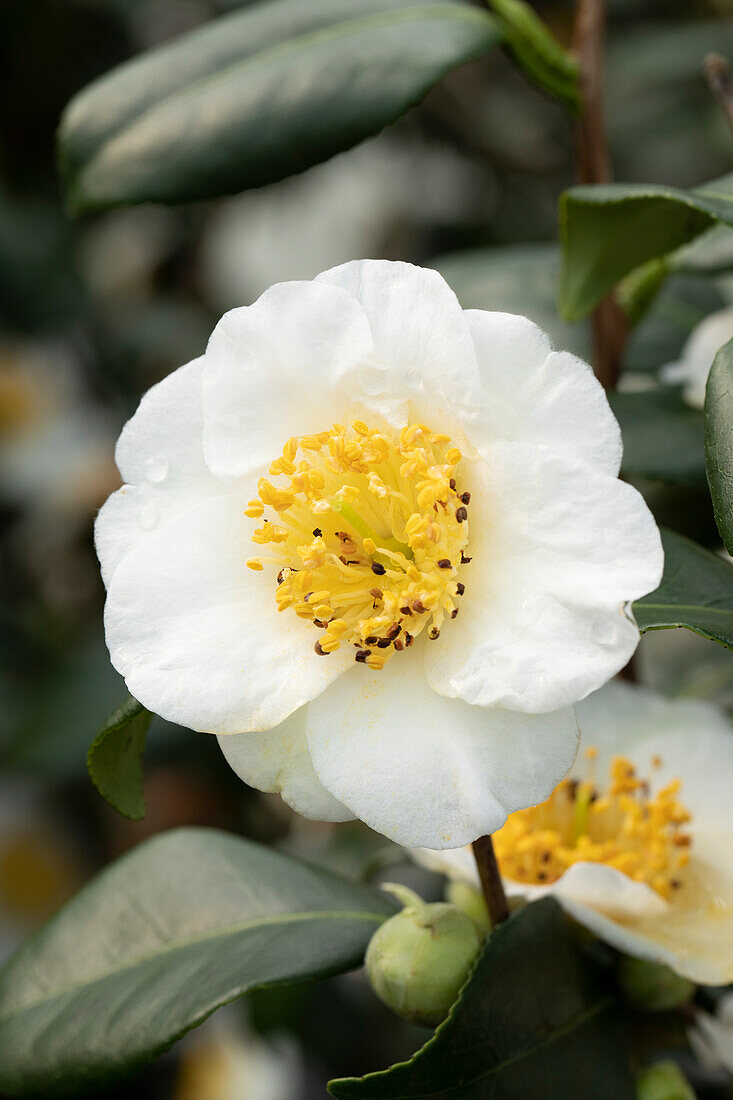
[80, 4, 495, 173]
[333, 996, 612, 1099]
[0, 908, 385, 1024]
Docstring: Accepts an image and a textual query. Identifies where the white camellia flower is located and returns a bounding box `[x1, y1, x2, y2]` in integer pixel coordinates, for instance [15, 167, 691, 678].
[661, 305, 733, 409]
[95, 260, 662, 849]
[415, 681, 733, 984]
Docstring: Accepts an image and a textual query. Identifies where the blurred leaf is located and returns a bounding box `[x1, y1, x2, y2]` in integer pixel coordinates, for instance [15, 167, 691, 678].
[0, 828, 394, 1097]
[610, 388, 705, 488]
[706, 337, 733, 555]
[433, 243, 590, 360]
[559, 173, 733, 322]
[624, 273, 727, 375]
[329, 898, 633, 1100]
[487, 0, 580, 109]
[634, 528, 733, 649]
[58, 0, 500, 212]
[87, 696, 151, 821]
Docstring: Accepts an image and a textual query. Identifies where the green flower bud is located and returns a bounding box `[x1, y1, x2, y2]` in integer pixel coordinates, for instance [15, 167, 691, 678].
[617, 956, 695, 1011]
[635, 1061, 697, 1100]
[445, 880, 492, 933]
[366, 884, 483, 1027]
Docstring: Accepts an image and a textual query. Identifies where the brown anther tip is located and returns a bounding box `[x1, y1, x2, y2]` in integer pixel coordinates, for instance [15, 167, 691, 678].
[386, 623, 402, 639]
[537, 871, 547, 882]
[377, 638, 391, 649]
[460, 491, 471, 505]
[365, 636, 378, 646]
[312, 528, 322, 537]
[411, 599, 425, 614]
[314, 641, 328, 656]
[371, 562, 386, 576]
[393, 639, 404, 651]
[456, 582, 465, 596]
[437, 558, 452, 569]
[339, 554, 348, 564]
[428, 627, 440, 640]
[277, 569, 286, 584]
[313, 620, 327, 629]
[355, 649, 371, 663]
[455, 506, 468, 523]
[460, 552, 472, 564]
[450, 608, 458, 619]
[404, 632, 413, 647]
[449, 478, 456, 490]
[671, 879, 682, 889]
[400, 605, 412, 615]
[369, 588, 383, 599]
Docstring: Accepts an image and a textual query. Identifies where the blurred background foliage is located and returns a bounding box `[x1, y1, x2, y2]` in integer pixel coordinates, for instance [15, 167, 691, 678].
[2, 1, 733, 1096]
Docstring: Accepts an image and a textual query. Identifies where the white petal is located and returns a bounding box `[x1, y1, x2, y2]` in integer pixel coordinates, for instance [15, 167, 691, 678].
[217, 710, 353, 822]
[425, 446, 663, 712]
[315, 259, 483, 432]
[202, 279, 374, 480]
[104, 493, 353, 733]
[95, 357, 223, 587]
[465, 310, 622, 474]
[305, 643, 578, 849]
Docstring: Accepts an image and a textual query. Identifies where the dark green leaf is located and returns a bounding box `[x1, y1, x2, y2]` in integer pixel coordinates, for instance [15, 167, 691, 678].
[706, 337, 733, 555]
[610, 387, 705, 488]
[58, 0, 500, 212]
[634, 528, 733, 649]
[624, 273, 727, 375]
[0, 828, 393, 1097]
[87, 696, 151, 821]
[559, 173, 733, 322]
[329, 898, 633, 1100]
[487, 0, 580, 109]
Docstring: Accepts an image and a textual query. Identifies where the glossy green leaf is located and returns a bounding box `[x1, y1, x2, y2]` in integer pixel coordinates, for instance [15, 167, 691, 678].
[58, 0, 500, 212]
[706, 338, 733, 556]
[330, 898, 633, 1100]
[87, 696, 151, 821]
[0, 828, 393, 1097]
[560, 173, 733, 322]
[634, 528, 733, 649]
[487, 0, 580, 109]
[610, 388, 705, 488]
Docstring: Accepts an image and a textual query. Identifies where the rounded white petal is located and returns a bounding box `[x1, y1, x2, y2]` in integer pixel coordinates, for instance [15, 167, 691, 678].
[465, 310, 622, 474]
[202, 279, 375, 480]
[305, 643, 578, 849]
[660, 305, 733, 410]
[315, 259, 483, 431]
[95, 357, 223, 587]
[104, 493, 354, 734]
[425, 446, 663, 712]
[217, 710, 353, 823]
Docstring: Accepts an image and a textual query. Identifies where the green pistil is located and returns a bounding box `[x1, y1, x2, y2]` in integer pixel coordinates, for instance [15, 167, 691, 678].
[331, 499, 413, 563]
[572, 783, 593, 843]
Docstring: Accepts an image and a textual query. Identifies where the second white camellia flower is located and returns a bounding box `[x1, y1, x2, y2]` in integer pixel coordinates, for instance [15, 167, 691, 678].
[95, 260, 663, 849]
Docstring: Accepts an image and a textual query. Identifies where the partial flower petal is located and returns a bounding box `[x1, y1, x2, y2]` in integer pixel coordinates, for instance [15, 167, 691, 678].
[95, 357, 223, 586]
[104, 493, 353, 733]
[465, 310, 622, 474]
[202, 280, 374, 480]
[425, 446, 663, 712]
[305, 644, 578, 848]
[315, 259, 482, 432]
[217, 711, 353, 822]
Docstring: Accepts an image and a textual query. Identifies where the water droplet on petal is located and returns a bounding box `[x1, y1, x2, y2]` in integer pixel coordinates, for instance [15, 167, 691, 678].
[361, 366, 388, 397]
[144, 455, 169, 483]
[139, 502, 159, 530]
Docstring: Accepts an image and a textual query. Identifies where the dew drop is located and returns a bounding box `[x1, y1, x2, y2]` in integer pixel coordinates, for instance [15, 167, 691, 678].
[139, 502, 159, 530]
[591, 618, 617, 645]
[361, 366, 388, 396]
[144, 455, 169, 483]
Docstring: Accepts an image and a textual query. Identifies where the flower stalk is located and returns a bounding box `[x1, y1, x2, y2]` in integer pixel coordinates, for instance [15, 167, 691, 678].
[472, 834, 509, 927]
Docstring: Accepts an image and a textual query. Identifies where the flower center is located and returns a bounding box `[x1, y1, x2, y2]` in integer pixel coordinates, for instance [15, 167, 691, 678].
[245, 420, 470, 670]
[493, 749, 693, 900]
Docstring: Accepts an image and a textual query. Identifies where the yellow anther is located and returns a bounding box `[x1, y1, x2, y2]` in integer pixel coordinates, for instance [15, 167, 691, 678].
[244, 501, 265, 518]
[246, 558, 264, 571]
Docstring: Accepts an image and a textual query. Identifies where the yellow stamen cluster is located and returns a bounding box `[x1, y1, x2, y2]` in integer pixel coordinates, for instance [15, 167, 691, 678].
[246, 421, 471, 669]
[493, 752, 692, 901]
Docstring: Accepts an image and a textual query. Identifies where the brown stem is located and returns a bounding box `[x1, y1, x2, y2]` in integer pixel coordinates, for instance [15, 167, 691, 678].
[704, 53, 733, 136]
[572, 0, 627, 390]
[472, 834, 510, 927]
